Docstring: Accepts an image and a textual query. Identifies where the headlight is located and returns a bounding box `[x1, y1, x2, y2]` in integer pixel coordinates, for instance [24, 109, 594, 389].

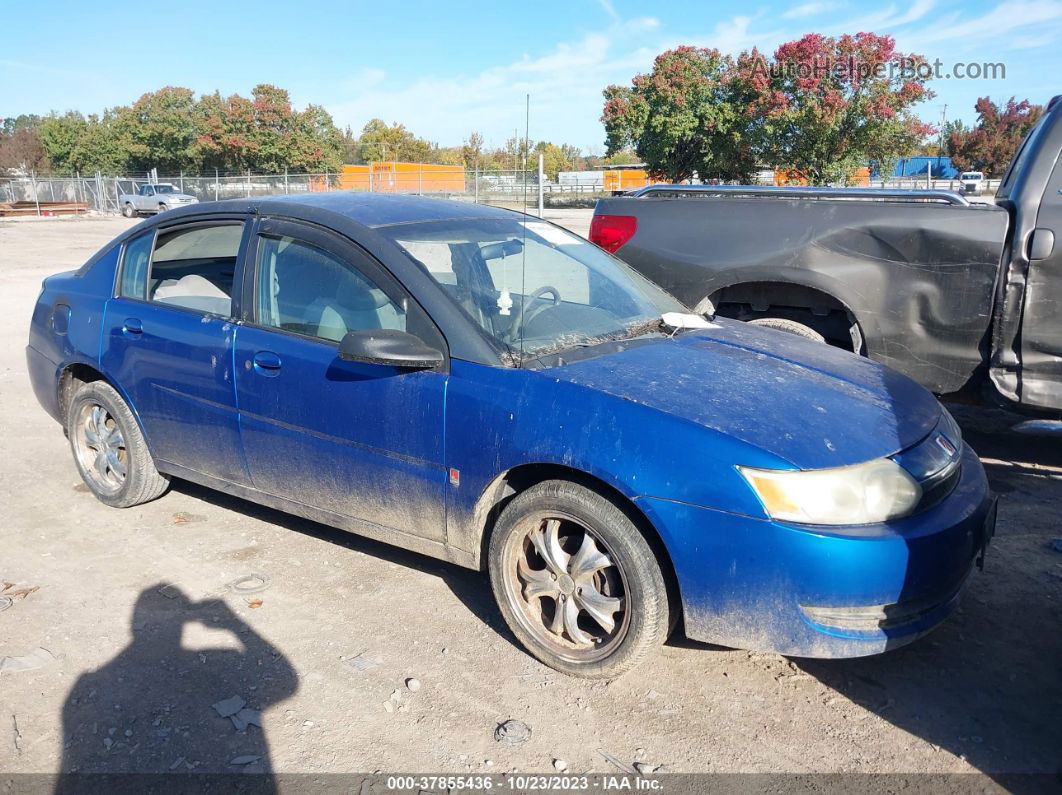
[739, 458, 922, 525]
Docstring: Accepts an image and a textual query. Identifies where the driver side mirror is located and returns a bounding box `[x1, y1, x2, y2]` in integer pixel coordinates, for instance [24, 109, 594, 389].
[337, 329, 443, 370]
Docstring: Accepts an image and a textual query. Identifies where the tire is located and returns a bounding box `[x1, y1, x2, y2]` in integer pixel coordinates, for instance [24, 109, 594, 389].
[122, 203, 137, 218]
[747, 316, 826, 343]
[157, 203, 168, 213]
[66, 381, 169, 508]
[488, 480, 670, 678]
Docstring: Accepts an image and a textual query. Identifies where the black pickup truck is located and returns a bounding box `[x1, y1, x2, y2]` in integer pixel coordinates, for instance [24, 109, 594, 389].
[590, 95, 1062, 416]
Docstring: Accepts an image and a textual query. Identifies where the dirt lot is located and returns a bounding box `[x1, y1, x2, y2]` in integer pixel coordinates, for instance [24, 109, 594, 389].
[0, 214, 1059, 783]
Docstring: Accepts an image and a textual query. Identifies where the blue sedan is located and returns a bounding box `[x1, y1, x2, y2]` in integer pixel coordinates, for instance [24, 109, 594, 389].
[27, 194, 995, 677]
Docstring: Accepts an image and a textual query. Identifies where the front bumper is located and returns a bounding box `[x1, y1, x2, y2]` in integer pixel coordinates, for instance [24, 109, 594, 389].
[637, 444, 994, 658]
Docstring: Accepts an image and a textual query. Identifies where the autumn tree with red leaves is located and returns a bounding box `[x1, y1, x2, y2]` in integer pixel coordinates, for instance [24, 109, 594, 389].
[603, 33, 935, 185]
[948, 97, 1043, 175]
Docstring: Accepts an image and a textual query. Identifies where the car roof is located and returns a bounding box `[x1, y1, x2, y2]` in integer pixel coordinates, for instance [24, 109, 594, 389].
[254, 192, 521, 228]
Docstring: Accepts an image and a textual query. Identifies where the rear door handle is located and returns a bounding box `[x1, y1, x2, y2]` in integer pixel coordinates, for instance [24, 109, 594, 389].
[252, 351, 282, 376]
[122, 318, 143, 336]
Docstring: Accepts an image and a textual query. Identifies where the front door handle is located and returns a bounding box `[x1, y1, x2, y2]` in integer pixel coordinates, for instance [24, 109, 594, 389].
[252, 351, 282, 376]
[122, 318, 143, 336]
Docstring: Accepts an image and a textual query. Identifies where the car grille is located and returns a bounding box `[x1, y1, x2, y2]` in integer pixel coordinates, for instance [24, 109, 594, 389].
[891, 411, 964, 514]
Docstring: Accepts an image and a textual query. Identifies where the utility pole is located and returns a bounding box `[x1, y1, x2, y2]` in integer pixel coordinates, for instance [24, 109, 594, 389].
[537, 152, 544, 218]
[938, 104, 947, 174]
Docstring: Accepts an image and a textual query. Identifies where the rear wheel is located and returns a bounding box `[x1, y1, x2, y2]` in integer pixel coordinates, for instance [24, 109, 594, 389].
[122, 203, 137, 218]
[747, 316, 826, 343]
[488, 480, 670, 678]
[67, 381, 169, 508]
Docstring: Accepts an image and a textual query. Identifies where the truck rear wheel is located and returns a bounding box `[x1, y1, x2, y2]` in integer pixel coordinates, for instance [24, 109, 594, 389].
[747, 316, 826, 343]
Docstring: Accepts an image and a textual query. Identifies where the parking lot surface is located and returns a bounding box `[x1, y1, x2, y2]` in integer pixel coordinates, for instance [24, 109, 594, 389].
[0, 215, 1059, 781]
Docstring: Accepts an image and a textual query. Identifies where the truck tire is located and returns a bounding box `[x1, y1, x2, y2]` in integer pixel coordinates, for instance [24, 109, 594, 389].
[122, 203, 137, 218]
[157, 203, 168, 213]
[747, 316, 826, 343]
[67, 381, 169, 508]
[488, 479, 671, 678]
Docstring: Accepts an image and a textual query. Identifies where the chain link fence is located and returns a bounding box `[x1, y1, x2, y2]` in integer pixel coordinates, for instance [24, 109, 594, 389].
[0, 168, 612, 215]
[0, 168, 1004, 216]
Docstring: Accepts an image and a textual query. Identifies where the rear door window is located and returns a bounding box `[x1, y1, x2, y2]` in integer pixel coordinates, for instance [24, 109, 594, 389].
[147, 223, 244, 316]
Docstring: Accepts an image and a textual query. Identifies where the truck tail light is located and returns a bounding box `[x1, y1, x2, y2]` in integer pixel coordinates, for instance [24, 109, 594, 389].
[589, 214, 637, 253]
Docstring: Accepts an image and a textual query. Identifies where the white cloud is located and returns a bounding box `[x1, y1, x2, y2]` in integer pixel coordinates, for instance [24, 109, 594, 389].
[898, 0, 1062, 49]
[782, 2, 839, 20]
[596, 0, 620, 22]
[325, 17, 661, 150]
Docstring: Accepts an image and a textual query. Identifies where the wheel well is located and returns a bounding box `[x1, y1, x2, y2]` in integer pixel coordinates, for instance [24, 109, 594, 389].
[472, 463, 682, 626]
[708, 281, 863, 352]
[58, 363, 108, 421]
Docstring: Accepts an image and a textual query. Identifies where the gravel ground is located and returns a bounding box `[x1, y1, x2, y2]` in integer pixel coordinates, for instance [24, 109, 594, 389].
[0, 213, 1059, 783]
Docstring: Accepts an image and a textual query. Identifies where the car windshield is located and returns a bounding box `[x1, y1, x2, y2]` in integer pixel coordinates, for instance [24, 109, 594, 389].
[380, 217, 686, 361]
[154, 185, 177, 194]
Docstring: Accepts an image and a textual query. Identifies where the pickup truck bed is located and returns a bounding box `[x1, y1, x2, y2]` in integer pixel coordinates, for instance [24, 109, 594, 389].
[594, 188, 1009, 395]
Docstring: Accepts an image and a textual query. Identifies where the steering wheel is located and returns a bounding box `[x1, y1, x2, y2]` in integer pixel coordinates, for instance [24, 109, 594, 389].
[506, 285, 561, 343]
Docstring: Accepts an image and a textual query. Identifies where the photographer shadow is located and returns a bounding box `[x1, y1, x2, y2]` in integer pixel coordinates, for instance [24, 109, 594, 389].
[56, 585, 297, 789]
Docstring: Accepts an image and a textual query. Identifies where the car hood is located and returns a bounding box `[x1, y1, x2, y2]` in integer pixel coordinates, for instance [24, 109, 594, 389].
[547, 319, 942, 469]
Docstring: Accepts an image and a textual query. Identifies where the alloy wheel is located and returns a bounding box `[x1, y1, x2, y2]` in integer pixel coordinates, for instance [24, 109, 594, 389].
[502, 512, 630, 662]
[72, 402, 127, 494]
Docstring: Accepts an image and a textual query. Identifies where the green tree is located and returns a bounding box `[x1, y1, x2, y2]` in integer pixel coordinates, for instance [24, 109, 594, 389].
[1, 114, 42, 136]
[532, 141, 573, 181]
[461, 131, 485, 169]
[38, 112, 90, 173]
[603, 149, 639, 166]
[356, 119, 435, 163]
[602, 46, 756, 182]
[123, 87, 200, 173]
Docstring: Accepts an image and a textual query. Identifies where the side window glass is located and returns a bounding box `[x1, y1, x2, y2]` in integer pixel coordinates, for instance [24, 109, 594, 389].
[256, 235, 407, 343]
[119, 231, 154, 299]
[148, 223, 242, 315]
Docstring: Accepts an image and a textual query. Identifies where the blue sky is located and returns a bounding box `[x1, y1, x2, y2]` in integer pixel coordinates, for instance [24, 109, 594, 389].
[2, 0, 1059, 152]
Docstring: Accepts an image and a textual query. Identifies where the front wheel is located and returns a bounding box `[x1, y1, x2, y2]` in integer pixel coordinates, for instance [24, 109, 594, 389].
[122, 203, 137, 218]
[157, 203, 168, 213]
[488, 480, 671, 678]
[67, 381, 169, 508]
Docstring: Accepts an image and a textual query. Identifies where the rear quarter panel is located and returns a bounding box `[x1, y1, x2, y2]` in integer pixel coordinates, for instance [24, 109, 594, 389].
[598, 196, 1009, 394]
[27, 244, 119, 422]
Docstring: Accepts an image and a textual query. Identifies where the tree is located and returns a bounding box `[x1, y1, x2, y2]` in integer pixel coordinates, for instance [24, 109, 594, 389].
[0, 116, 48, 173]
[604, 35, 936, 186]
[355, 119, 435, 163]
[461, 131, 485, 169]
[603, 149, 639, 166]
[38, 112, 91, 174]
[123, 87, 200, 173]
[531, 141, 573, 180]
[1, 114, 42, 136]
[35, 85, 345, 175]
[735, 33, 934, 185]
[602, 46, 757, 182]
[948, 97, 1043, 175]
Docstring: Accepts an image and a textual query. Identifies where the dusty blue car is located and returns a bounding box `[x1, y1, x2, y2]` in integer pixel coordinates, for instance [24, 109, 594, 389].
[27, 194, 995, 677]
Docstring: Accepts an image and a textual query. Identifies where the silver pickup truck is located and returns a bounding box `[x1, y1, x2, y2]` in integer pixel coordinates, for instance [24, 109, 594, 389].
[119, 183, 198, 217]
